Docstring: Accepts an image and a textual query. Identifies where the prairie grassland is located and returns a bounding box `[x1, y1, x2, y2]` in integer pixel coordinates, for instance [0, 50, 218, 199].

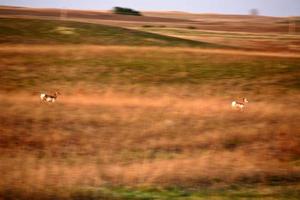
[136, 27, 300, 52]
[0, 44, 300, 199]
[0, 45, 300, 94]
[2, 10, 300, 53]
[1, 91, 300, 196]
[2, 6, 299, 34]
[0, 18, 220, 48]
[0, 14, 300, 199]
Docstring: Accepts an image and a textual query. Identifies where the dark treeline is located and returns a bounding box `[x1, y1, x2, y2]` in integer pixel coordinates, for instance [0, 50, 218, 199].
[113, 7, 142, 16]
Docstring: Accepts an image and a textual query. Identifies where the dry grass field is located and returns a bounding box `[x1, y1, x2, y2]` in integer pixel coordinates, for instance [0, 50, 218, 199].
[0, 7, 300, 200]
[1, 6, 300, 52]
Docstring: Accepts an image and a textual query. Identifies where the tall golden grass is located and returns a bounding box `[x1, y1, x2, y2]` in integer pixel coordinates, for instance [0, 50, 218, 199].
[0, 44, 299, 199]
[1, 45, 300, 58]
[1, 91, 299, 192]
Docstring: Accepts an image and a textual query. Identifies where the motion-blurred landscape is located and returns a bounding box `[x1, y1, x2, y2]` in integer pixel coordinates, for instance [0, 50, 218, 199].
[0, 5, 300, 200]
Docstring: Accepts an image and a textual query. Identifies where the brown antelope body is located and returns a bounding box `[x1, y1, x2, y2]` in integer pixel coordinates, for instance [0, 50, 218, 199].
[40, 91, 60, 103]
[231, 98, 248, 110]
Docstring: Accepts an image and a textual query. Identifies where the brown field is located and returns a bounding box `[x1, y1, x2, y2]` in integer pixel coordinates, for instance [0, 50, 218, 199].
[1, 6, 300, 53]
[133, 28, 300, 52]
[0, 6, 190, 23]
[0, 6, 300, 199]
[1, 44, 300, 199]
[1, 90, 300, 185]
[1, 6, 299, 33]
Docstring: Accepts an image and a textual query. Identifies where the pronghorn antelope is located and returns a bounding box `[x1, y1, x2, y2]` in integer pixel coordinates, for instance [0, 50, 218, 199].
[40, 91, 61, 103]
[231, 98, 248, 110]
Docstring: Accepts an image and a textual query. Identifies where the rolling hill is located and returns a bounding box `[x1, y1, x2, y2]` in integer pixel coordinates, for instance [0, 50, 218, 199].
[0, 6, 300, 200]
[1, 6, 299, 33]
[0, 17, 223, 47]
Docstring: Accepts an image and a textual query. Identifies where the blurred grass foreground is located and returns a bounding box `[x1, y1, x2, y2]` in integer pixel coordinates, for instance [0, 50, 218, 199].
[0, 10, 300, 200]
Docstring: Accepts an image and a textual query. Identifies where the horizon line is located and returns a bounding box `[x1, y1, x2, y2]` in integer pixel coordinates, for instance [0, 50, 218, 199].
[1, 4, 299, 18]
